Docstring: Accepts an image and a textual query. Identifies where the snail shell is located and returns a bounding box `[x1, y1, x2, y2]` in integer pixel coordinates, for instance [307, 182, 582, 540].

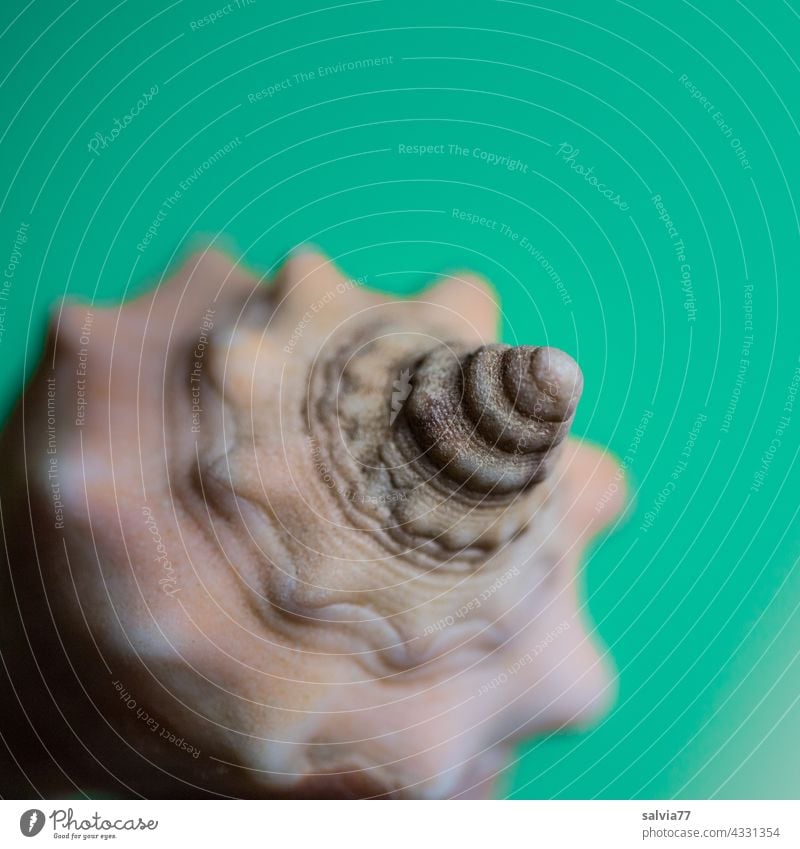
[0, 248, 615, 799]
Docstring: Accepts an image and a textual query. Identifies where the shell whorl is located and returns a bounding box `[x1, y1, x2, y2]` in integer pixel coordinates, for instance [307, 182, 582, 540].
[308, 330, 582, 556]
[400, 344, 583, 496]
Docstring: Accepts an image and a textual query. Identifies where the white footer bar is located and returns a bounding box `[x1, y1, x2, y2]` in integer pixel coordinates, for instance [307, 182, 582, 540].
[2, 800, 798, 847]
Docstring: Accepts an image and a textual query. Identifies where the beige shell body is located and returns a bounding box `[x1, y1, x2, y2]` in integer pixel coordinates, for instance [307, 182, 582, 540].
[0, 249, 623, 798]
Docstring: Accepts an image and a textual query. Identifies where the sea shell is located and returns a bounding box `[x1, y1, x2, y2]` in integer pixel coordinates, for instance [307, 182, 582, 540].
[0, 248, 624, 798]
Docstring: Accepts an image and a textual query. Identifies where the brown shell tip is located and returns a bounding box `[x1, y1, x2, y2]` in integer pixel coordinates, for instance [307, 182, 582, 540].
[502, 345, 583, 423]
[397, 343, 582, 496]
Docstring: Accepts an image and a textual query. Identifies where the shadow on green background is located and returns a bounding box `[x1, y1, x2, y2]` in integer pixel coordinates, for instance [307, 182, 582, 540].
[1, 0, 798, 798]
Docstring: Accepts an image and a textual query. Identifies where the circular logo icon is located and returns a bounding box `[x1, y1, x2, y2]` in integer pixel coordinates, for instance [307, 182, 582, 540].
[19, 809, 45, 837]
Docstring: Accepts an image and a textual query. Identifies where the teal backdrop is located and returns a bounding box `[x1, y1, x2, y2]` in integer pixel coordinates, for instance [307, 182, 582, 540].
[1, 0, 798, 798]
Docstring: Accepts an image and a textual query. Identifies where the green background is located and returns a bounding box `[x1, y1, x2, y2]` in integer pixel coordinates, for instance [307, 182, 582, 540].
[1, 0, 798, 798]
